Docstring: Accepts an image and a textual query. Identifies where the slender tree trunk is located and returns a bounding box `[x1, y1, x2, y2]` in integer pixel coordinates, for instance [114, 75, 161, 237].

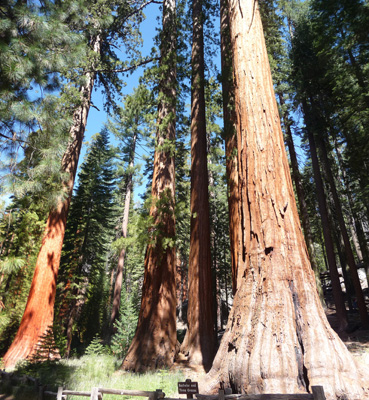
[328, 206, 354, 312]
[180, 0, 216, 370]
[110, 131, 137, 332]
[302, 99, 348, 331]
[2, 36, 100, 369]
[334, 140, 369, 282]
[317, 134, 369, 328]
[202, 2, 369, 398]
[220, 0, 240, 295]
[121, 0, 177, 371]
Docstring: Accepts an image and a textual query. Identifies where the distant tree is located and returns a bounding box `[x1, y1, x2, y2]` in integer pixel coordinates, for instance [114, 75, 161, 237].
[180, 0, 216, 370]
[56, 129, 116, 356]
[122, 0, 178, 371]
[107, 85, 155, 335]
[219, 0, 240, 295]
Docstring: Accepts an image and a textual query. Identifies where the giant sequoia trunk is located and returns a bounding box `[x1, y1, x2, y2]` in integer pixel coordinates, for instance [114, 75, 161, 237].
[180, 0, 216, 370]
[121, 0, 177, 372]
[202, 2, 369, 398]
[220, 0, 240, 295]
[2, 36, 100, 369]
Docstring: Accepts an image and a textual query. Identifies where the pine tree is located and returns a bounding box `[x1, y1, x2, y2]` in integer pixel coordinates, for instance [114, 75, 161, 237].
[56, 129, 116, 356]
[107, 85, 155, 335]
[3, 0, 150, 368]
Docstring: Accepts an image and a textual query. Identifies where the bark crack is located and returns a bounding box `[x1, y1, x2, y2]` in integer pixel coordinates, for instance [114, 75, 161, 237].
[289, 280, 310, 392]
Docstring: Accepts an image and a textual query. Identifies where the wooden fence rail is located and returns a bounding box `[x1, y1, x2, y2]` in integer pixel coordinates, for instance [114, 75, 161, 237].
[55, 387, 326, 400]
[197, 386, 326, 400]
[56, 387, 165, 400]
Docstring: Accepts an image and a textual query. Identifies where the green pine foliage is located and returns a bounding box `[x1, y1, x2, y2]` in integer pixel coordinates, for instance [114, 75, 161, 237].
[111, 286, 139, 358]
[56, 129, 117, 352]
[0, 0, 86, 200]
[85, 335, 107, 356]
[0, 199, 47, 356]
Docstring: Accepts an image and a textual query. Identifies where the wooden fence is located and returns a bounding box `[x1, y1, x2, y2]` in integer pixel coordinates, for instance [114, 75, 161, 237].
[0, 371, 326, 400]
[53, 386, 326, 400]
[54, 388, 165, 400]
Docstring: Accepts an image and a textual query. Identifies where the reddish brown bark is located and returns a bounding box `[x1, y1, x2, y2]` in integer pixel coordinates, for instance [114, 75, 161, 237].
[180, 0, 216, 370]
[121, 0, 177, 372]
[202, 2, 369, 398]
[2, 36, 100, 369]
[220, 0, 240, 295]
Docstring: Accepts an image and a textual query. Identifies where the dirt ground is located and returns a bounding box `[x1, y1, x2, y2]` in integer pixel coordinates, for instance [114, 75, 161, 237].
[325, 307, 369, 368]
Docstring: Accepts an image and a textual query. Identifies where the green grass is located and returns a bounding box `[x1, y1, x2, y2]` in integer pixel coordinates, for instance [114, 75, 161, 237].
[13, 355, 185, 400]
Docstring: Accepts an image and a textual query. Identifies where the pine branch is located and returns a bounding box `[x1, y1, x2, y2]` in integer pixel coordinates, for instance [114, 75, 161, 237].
[123, 0, 163, 23]
[0, 132, 29, 146]
[93, 57, 158, 74]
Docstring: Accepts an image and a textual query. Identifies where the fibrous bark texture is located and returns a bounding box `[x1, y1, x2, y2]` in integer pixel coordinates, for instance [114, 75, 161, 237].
[180, 0, 216, 370]
[202, 2, 369, 399]
[2, 37, 100, 369]
[220, 0, 240, 296]
[121, 0, 177, 372]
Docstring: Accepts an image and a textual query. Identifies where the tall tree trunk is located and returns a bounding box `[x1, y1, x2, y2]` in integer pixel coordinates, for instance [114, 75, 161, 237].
[2, 36, 100, 369]
[110, 130, 137, 333]
[121, 0, 177, 371]
[202, 2, 369, 398]
[334, 140, 369, 282]
[317, 134, 369, 328]
[180, 0, 216, 370]
[302, 99, 348, 331]
[220, 0, 240, 295]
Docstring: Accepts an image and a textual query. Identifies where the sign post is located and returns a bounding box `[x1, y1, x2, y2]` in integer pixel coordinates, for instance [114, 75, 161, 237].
[178, 379, 199, 399]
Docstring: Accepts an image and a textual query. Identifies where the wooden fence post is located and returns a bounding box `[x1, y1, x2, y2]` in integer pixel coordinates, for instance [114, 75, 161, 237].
[312, 386, 326, 400]
[38, 384, 45, 400]
[90, 387, 100, 400]
[218, 389, 225, 400]
[148, 389, 158, 400]
[57, 387, 64, 400]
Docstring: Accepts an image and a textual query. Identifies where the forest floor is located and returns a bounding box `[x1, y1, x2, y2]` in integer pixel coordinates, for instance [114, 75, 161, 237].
[325, 307, 369, 368]
[1, 309, 368, 400]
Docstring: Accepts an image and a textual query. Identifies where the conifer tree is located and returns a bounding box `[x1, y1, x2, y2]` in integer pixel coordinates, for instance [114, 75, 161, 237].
[122, 0, 178, 371]
[180, 0, 216, 370]
[56, 129, 116, 356]
[3, 0, 150, 368]
[203, 1, 369, 397]
[107, 85, 155, 334]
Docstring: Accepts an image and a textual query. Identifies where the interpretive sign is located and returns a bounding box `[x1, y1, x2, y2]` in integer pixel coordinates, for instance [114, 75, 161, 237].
[178, 379, 199, 398]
